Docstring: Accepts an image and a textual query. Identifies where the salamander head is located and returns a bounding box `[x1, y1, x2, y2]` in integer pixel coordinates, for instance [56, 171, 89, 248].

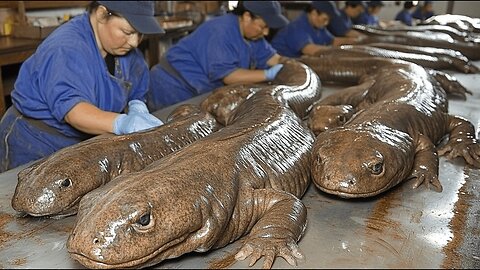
[67, 175, 204, 269]
[311, 123, 415, 198]
[166, 104, 202, 122]
[11, 148, 108, 218]
[307, 104, 355, 135]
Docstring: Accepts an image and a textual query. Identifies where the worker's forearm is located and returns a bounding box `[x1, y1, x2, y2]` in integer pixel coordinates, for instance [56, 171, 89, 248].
[332, 36, 359, 46]
[223, 68, 267, 85]
[345, 29, 365, 38]
[64, 102, 118, 135]
[302, 43, 330, 56]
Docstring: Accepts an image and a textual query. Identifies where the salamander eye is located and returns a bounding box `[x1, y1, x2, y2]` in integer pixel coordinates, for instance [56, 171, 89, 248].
[133, 210, 155, 232]
[138, 213, 150, 226]
[338, 115, 347, 124]
[60, 178, 72, 188]
[370, 162, 384, 175]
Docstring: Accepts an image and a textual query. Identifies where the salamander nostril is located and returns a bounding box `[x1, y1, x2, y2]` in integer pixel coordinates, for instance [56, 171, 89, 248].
[349, 179, 355, 185]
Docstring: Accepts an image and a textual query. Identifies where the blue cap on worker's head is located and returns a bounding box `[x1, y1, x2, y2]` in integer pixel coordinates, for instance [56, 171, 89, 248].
[312, 1, 340, 18]
[368, 1, 384, 7]
[243, 1, 289, 29]
[345, 1, 367, 8]
[97, 1, 165, 34]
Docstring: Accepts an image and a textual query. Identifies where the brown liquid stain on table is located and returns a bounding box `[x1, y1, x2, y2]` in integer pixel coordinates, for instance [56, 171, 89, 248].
[10, 257, 27, 266]
[363, 186, 416, 268]
[0, 213, 55, 249]
[441, 167, 477, 269]
[0, 213, 14, 248]
[364, 188, 401, 236]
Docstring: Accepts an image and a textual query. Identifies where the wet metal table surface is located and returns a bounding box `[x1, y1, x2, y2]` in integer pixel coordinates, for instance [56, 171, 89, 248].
[0, 64, 479, 269]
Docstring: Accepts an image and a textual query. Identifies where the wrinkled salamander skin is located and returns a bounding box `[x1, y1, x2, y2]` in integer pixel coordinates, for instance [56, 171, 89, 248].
[11, 104, 221, 218]
[66, 61, 321, 269]
[362, 43, 479, 74]
[301, 56, 480, 198]
[354, 25, 480, 61]
[421, 14, 480, 34]
[201, 60, 321, 126]
[352, 24, 480, 44]
[313, 44, 479, 74]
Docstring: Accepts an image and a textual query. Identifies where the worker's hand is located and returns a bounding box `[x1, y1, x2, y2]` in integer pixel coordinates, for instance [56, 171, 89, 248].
[127, 99, 149, 114]
[264, 64, 284, 81]
[113, 112, 163, 135]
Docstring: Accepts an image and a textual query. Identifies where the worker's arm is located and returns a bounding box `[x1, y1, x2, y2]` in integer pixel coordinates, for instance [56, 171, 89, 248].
[64, 102, 118, 134]
[344, 29, 366, 39]
[223, 54, 289, 85]
[302, 43, 331, 56]
[65, 101, 163, 135]
[301, 37, 363, 56]
[222, 69, 269, 85]
[331, 36, 360, 46]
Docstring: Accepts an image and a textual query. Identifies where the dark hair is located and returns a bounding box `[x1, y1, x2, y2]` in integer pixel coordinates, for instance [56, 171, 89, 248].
[345, 2, 362, 8]
[230, 1, 248, 16]
[230, 1, 263, 21]
[404, 1, 415, 9]
[86, 1, 100, 14]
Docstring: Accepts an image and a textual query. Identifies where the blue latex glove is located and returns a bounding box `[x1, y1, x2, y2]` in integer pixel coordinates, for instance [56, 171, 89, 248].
[264, 64, 284, 81]
[127, 99, 149, 114]
[113, 112, 163, 135]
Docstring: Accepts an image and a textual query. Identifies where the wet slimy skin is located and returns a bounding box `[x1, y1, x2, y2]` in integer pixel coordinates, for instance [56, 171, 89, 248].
[301, 56, 480, 198]
[66, 61, 321, 269]
[314, 44, 480, 74]
[11, 104, 220, 218]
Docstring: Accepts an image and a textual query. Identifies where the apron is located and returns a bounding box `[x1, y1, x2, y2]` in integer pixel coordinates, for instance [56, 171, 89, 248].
[0, 105, 89, 172]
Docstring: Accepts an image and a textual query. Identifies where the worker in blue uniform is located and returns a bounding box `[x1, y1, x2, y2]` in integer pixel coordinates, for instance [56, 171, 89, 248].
[271, 1, 359, 58]
[327, 1, 366, 38]
[353, 1, 385, 26]
[395, 1, 417, 26]
[147, 1, 289, 111]
[412, 1, 434, 22]
[0, 1, 164, 172]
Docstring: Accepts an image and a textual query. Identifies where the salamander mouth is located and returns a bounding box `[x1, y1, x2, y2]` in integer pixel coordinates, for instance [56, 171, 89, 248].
[69, 245, 162, 269]
[26, 196, 81, 218]
[316, 183, 392, 199]
[68, 232, 191, 269]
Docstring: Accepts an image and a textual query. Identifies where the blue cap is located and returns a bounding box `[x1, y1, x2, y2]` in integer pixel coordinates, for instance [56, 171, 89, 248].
[243, 1, 289, 29]
[345, 1, 367, 8]
[312, 1, 340, 18]
[368, 1, 384, 7]
[98, 1, 164, 34]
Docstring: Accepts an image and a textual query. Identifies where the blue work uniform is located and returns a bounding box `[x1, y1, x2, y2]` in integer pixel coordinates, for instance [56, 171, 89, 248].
[412, 7, 434, 21]
[0, 12, 150, 172]
[327, 9, 352, 36]
[353, 10, 379, 26]
[147, 13, 276, 111]
[395, 10, 414, 26]
[270, 13, 334, 58]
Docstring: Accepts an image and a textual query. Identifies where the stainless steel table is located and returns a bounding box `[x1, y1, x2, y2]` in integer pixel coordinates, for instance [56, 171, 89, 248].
[0, 66, 479, 269]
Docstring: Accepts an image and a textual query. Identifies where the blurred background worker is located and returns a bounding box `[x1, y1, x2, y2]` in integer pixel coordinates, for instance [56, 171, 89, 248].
[352, 0, 385, 27]
[327, 0, 367, 38]
[0, 1, 164, 172]
[395, 1, 417, 26]
[271, 1, 359, 58]
[147, 1, 289, 111]
[412, 1, 435, 22]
